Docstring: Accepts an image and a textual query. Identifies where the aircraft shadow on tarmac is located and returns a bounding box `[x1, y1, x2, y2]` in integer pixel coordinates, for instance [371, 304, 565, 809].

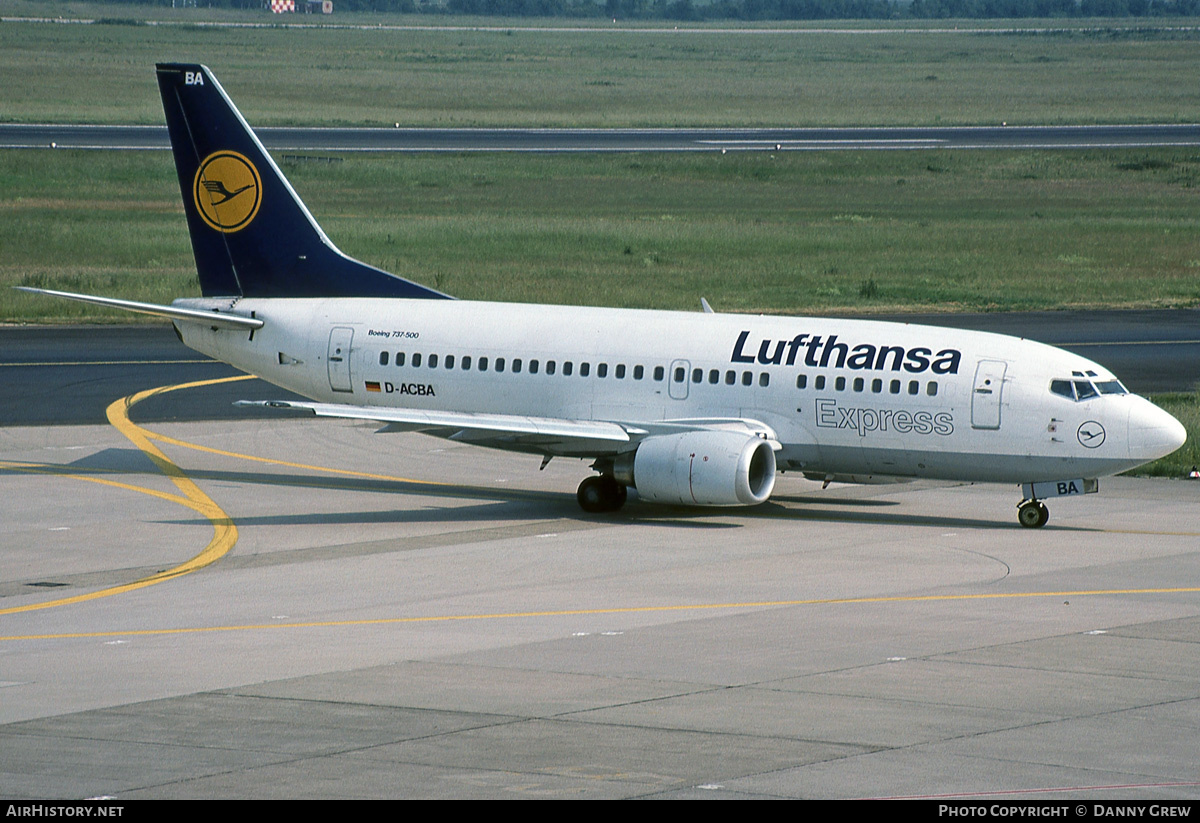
[37, 447, 1047, 532]
[157, 493, 1032, 532]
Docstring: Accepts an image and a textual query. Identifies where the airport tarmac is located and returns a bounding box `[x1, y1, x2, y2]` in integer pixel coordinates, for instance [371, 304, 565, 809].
[2, 386, 1199, 799]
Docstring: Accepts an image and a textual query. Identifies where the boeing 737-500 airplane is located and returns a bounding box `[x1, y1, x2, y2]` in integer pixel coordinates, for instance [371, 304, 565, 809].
[21, 64, 1187, 528]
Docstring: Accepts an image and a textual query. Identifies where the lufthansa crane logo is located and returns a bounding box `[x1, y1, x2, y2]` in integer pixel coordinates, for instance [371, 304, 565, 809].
[1077, 420, 1106, 449]
[193, 151, 262, 233]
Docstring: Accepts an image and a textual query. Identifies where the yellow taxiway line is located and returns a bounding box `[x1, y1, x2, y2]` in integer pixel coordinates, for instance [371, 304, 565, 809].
[0, 374, 455, 617]
[4, 585, 1200, 642]
[0, 376, 250, 615]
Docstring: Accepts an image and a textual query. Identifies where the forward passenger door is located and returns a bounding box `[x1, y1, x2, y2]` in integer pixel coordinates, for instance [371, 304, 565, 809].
[971, 359, 1007, 430]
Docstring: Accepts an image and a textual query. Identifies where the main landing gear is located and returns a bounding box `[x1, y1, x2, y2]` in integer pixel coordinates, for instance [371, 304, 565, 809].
[1017, 498, 1050, 529]
[577, 475, 627, 513]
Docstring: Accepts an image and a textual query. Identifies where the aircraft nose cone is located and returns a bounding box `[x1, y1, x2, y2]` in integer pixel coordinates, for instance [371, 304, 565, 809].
[1127, 396, 1186, 463]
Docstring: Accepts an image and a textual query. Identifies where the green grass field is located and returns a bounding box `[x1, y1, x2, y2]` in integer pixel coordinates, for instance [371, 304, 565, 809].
[6, 7, 1197, 321]
[5, 147, 1199, 321]
[2, 8, 1200, 127]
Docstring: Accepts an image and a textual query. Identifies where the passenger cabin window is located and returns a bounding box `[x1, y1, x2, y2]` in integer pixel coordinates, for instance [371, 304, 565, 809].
[835, 376, 846, 391]
[462, 356, 471, 370]
[634, 365, 644, 380]
[654, 366, 665, 381]
[616, 364, 626, 379]
[710, 370, 720, 385]
[379, 352, 389, 366]
[796, 375, 807, 390]
[741, 371, 752, 387]
[564, 362, 574, 376]
[853, 377, 864, 392]
[759, 373, 769, 387]
[547, 361, 556, 375]
[512, 358, 522, 373]
[445, 355, 454, 369]
[927, 382, 938, 397]
[428, 354, 438, 368]
[580, 362, 590, 377]
[815, 375, 826, 390]
[412, 353, 422, 368]
[478, 356, 488, 371]
[598, 363, 608, 378]
[495, 357, 505, 372]
[673, 366, 686, 383]
[725, 370, 735, 386]
[529, 359, 539, 374]
[692, 368, 702, 384]
[396, 352, 405, 367]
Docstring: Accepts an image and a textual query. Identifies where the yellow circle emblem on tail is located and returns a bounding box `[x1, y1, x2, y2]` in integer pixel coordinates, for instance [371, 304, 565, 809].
[193, 151, 262, 233]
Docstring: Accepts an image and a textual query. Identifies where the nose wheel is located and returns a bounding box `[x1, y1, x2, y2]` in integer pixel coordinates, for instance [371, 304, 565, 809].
[1017, 499, 1049, 529]
[577, 475, 628, 513]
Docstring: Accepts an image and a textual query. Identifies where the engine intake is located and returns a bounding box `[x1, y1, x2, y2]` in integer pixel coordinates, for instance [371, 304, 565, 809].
[615, 431, 776, 506]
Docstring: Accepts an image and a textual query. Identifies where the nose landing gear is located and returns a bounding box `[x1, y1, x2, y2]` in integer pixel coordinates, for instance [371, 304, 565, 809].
[1017, 498, 1050, 529]
[1016, 478, 1098, 528]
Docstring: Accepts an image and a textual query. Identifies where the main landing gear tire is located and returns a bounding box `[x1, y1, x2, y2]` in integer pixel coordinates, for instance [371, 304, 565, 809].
[577, 475, 627, 513]
[1017, 499, 1049, 529]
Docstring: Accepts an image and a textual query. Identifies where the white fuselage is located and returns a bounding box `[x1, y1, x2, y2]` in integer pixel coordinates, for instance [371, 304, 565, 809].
[174, 297, 1185, 486]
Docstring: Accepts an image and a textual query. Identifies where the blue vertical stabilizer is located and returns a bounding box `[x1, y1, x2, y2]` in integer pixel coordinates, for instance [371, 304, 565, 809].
[156, 63, 451, 300]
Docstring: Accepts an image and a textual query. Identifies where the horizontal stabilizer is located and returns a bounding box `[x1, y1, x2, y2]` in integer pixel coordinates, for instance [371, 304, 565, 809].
[15, 287, 263, 330]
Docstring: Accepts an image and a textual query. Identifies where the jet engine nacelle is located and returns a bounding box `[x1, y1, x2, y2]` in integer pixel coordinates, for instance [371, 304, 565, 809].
[616, 431, 777, 506]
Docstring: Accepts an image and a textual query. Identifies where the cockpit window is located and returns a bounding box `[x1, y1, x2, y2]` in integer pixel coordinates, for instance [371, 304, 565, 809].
[1050, 379, 1075, 399]
[1052, 377, 1126, 401]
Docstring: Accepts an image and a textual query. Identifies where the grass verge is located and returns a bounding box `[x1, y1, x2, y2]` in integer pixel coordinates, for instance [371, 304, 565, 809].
[1132, 393, 1200, 478]
[2, 12, 1200, 127]
[4, 147, 1199, 321]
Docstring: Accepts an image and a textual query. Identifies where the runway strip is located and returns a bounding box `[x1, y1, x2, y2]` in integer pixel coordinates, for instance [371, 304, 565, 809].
[6, 123, 1200, 152]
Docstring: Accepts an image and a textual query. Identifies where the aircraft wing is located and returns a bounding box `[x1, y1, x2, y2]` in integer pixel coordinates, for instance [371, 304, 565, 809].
[236, 400, 778, 456]
[236, 400, 638, 451]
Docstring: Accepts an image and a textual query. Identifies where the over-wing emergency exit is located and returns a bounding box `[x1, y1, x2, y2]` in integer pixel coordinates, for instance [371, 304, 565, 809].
[20, 64, 1186, 528]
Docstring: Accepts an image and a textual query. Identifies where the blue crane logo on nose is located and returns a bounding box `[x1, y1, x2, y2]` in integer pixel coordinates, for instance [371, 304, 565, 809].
[1077, 421, 1106, 449]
